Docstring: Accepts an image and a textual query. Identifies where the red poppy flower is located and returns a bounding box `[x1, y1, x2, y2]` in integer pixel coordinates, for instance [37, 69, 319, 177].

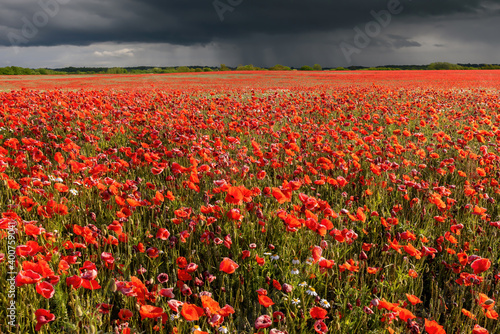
[471, 258, 491, 274]
[54, 182, 69, 192]
[272, 187, 290, 204]
[258, 295, 275, 307]
[16, 270, 42, 286]
[35, 309, 55, 331]
[97, 303, 113, 314]
[461, 308, 476, 319]
[312, 246, 322, 263]
[314, 319, 328, 334]
[219, 257, 239, 274]
[146, 247, 160, 258]
[218, 304, 235, 317]
[82, 279, 101, 290]
[36, 281, 55, 299]
[472, 324, 489, 334]
[199, 295, 219, 312]
[405, 294, 422, 305]
[255, 255, 265, 266]
[478, 293, 495, 310]
[226, 208, 243, 221]
[167, 299, 184, 313]
[225, 186, 244, 205]
[241, 250, 250, 260]
[181, 303, 204, 321]
[139, 305, 164, 320]
[424, 319, 446, 334]
[66, 275, 83, 289]
[156, 228, 171, 240]
[395, 307, 416, 322]
[310, 307, 328, 319]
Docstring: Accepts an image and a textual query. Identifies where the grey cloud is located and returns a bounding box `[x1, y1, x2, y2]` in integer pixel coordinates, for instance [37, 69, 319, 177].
[387, 34, 422, 48]
[1, 0, 500, 47]
[0, 0, 499, 67]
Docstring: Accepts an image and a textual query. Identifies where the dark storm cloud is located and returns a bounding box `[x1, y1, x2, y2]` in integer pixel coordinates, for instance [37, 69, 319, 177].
[387, 34, 421, 49]
[1, 0, 499, 47]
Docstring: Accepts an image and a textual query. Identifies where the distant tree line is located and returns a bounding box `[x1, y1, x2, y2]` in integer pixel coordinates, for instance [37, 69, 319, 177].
[0, 62, 499, 75]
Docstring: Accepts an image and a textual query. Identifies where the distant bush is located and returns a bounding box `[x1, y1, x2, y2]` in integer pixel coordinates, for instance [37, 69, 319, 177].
[236, 64, 264, 71]
[269, 64, 291, 71]
[107, 67, 128, 74]
[176, 66, 194, 73]
[428, 62, 463, 70]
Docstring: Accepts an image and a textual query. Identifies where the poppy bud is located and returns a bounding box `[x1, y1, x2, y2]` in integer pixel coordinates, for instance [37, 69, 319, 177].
[359, 251, 367, 261]
[356, 298, 361, 307]
[170, 236, 178, 247]
[347, 303, 353, 310]
[75, 304, 83, 318]
[109, 279, 117, 292]
[363, 306, 374, 314]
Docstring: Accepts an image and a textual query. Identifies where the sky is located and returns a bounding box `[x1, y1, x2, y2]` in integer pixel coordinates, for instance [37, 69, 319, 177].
[1, 0, 499, 68]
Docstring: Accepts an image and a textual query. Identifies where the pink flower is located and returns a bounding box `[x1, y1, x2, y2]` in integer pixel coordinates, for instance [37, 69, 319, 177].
[159, 288, 175, 298]
[270, 329, 289, 334]
[282, 283, 293, 293]
[314, 319, 329, 333]
[255, 314, 272, 329]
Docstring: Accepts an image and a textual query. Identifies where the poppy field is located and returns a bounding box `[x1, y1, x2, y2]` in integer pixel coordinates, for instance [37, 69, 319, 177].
[1, 70, 500, 334]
